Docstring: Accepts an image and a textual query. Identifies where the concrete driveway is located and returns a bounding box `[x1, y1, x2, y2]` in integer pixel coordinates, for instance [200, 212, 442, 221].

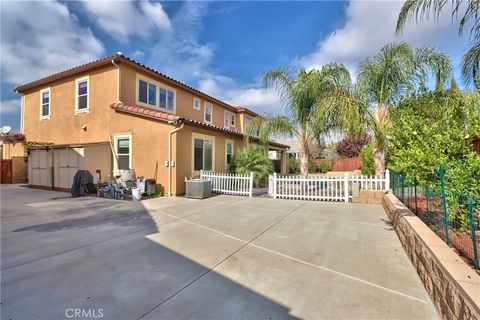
[1, 185, 438, 319]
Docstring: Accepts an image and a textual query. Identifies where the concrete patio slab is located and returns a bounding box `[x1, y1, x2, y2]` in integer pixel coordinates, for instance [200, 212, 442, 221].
[1, 185, 438, 319]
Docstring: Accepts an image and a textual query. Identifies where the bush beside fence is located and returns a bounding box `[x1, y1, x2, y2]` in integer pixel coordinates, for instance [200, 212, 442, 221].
[390, 167, 479, 270]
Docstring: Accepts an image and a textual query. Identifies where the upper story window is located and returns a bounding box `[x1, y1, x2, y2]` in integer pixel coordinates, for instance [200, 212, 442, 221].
[224, 112, 230, 128]
[137, 74, 175, 112]
[205, 104, 212, 124]
[193, 98, 201, 110]
[138, 79, 157, 106]
[75, 76, 89, 113]
[40, 88, 50, 120]
[224, 111, 236, 128]
[245, 116, 259, 136]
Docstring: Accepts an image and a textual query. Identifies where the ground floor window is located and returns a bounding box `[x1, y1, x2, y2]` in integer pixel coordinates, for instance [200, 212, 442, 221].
[225, 140, 233, 166]
[193, 135, 214, 171]
[114, 133, 132, 171]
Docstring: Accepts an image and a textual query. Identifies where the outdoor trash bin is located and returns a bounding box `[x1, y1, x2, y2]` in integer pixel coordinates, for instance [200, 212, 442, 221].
[186, 179, 212, 199]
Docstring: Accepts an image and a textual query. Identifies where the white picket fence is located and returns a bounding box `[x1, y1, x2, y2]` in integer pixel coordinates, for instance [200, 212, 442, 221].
[268, 169, 390, 203]
[200, 170, 254, 197]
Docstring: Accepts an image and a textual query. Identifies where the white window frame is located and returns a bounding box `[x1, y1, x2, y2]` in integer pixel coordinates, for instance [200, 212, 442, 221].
[191, 132, 215, 173]
[225, 139, 234, 167]
[39, 87, 51, 120]
[113, 133, 132, 174]
[204, 104, 213, 124]
[75, 76, 89, 114]
[230, 113, 236, 127]
[135, 73, 176, 114]
[193, 97, 201, 110]
[224, 111, 231, 128]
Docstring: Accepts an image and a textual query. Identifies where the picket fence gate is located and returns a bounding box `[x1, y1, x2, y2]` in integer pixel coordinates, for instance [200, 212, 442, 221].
[268, 169, 390, 203]
[200, 170, 254, 197]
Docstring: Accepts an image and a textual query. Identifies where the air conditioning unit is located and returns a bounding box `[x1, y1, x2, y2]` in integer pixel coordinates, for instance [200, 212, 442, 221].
[186, 179, 212, 199]
[137, 178, 156, 196]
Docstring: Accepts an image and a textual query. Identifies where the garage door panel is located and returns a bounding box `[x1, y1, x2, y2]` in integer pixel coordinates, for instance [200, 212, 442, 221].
[28, 150, 51, 187]
[53, 148, 84, 189]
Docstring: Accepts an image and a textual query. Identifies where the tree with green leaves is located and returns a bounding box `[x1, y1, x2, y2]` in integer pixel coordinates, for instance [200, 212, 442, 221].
[396, 0, 480, 88]
[356, 42, 453, 174]
[245, 64, 352, 176]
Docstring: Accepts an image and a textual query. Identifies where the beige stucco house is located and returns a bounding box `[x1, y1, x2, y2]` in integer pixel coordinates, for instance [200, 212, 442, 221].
[14, 53, 288, 195]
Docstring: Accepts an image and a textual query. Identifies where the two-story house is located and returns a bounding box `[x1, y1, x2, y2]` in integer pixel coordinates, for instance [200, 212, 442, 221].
[14, 52, 288, 196]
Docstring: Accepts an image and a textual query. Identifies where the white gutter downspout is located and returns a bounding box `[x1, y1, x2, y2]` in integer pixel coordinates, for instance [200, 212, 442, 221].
[111, 59, 121, 102]
[168, 122, 184, 197]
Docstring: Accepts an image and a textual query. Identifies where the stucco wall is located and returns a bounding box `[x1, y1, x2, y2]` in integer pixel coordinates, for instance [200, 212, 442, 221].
[23, 65, 119, 144]
[12, 157, 27, 183]
[83, 144, 112, 182]
[175, 125, 245, 195]
[119, 64, 240, 131]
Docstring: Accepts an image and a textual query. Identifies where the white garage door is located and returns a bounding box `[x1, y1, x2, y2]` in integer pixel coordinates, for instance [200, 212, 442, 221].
[28, 150, 51, 187]
[54, 147, 85, 189]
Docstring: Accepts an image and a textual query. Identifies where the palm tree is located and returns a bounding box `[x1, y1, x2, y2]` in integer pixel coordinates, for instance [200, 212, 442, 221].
[230, 147, 273, 187]
[396, 0, 480, 88]
[245, 64, 353, 176]
[356, 42, 453, 174]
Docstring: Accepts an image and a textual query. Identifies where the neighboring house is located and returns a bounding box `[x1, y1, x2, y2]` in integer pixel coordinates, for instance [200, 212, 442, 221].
[14, 53, 288, 195]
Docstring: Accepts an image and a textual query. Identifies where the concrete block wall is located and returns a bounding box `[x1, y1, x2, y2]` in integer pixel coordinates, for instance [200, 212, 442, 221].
[352, 190, 384, 204]
[383, 192, 480, 319]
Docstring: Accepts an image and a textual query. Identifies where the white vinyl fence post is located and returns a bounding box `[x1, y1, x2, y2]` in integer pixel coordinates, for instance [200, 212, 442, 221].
[344, 172, 349, 203]
[249, 172, 254, 197]
[385, 169, 390, 191]
[273, 172, 277, 199]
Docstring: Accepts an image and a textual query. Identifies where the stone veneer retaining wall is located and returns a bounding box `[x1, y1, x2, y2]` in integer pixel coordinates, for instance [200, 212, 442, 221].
[383, 192, 480, 319]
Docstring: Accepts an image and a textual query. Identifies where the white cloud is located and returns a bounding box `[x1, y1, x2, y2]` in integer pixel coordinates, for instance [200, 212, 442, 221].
[301, 0, 470, 76]
[81, 0, 171, 42]
[0, 1, 105, 85]
[148, 1, 213, 81]
[197, 77, 282, 114]
[0, 99, 21, 115]
[145, 2, 281, 114]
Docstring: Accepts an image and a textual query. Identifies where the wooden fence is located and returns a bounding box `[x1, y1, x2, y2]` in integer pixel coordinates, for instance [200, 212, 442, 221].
[313, 157, 361, 172]
[200, 170, 254, 197]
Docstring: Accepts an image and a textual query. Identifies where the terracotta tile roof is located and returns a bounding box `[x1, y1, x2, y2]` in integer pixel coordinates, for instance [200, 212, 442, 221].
[110, 102, 182, 123]
[234, 106, 259, 117]
[109, 103, 288, 149]
[14, 55, 117, 93]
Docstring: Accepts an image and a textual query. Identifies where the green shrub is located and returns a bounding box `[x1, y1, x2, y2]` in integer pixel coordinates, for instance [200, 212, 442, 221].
[308, 160, 318, 173]
[318, 161, 331, 173]
[232, 147, 274, 187]
[360, 143, 375, 175]
[288, 158, 300, 174]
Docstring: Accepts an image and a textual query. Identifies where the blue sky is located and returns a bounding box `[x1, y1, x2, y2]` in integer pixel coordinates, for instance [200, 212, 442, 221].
[0, 1, 473, 131]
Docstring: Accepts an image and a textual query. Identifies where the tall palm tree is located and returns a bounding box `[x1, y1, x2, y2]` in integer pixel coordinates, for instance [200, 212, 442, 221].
[245, 64, 352, 176]
[396, 0, 480, 88]
[356, 42, 453, 174]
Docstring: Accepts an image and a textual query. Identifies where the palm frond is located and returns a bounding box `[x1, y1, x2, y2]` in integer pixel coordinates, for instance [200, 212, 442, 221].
[461, 42, 480, 88]
[396, 0, 480, 41]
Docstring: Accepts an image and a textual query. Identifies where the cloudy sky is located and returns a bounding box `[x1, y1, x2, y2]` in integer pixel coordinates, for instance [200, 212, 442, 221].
[0, 0, 473, 130]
